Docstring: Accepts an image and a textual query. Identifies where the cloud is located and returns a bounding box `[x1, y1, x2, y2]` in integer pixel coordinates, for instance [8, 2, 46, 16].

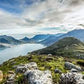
[0, 0, 84, 36]
[22, 0, 84, 27]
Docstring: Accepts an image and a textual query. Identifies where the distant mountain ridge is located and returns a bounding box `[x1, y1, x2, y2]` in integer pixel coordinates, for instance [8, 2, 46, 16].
[60, 29, 84, 41]
[1, 29, 84, 47]
[40, 33, 64, 46]
[0, 35, 22, 45]
[20, 34, 64, 43]
[31, 34, 53, 42]
[40, 29, 84, 46]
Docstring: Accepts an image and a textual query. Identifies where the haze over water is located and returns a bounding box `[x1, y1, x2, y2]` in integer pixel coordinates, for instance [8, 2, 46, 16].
[0, 43, 45, 64]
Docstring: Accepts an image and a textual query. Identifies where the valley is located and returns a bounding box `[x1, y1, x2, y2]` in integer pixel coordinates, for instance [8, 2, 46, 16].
[0, 29, 84, 84]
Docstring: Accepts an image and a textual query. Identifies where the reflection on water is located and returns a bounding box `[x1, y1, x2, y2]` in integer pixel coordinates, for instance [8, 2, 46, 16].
[0, 43, 45, 64]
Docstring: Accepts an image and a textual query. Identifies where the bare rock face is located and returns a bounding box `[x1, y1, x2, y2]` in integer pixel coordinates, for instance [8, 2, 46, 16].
[0, 70, 3, 82]
[65, 62, 82, 71]
[60, 72, 84, 84]
[24, 70, 53, 84]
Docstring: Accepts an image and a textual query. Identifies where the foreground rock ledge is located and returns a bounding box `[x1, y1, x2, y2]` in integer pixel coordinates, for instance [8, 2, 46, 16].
[24, 70, 53, 84]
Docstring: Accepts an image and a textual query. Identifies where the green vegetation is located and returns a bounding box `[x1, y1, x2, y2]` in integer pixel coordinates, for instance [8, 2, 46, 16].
[0, 54, 84, 84]
[33, 37, 84, 58]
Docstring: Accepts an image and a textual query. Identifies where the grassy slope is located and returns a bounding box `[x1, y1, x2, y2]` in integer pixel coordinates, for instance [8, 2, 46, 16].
[0, 54, 84, 84]
[32, 37, 84, 57]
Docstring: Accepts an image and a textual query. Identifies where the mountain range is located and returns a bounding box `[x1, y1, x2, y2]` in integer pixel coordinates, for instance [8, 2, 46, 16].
[40, 29, 84, 46]
[0, 35, 22, 45]
[0, 29, 84, 49]
[20, 34, 63, 43]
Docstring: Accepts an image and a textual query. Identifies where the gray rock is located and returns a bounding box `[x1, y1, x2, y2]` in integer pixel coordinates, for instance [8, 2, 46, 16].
[48, 54, 52, 57]
[54, 69, 62, 74]
[65, 62, 82, 71]
[60, 72, 84, 84]
[70, 68, 78, 72]
[16, 62, 38, 73]
[24, 70, 53, 84]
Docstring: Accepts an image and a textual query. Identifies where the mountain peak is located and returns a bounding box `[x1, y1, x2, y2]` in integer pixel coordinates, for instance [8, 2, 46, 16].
[22, 37, 29, 40]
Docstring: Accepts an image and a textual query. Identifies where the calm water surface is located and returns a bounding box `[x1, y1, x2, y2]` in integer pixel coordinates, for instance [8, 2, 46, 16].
[0, 43, 45, 64]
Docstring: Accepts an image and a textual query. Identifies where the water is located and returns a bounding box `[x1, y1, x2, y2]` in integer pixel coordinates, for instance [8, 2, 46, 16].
[0, 43, 45, 64]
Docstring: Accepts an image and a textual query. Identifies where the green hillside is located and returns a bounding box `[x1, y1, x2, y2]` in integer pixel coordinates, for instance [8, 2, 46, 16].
[32, 37, 84, 58]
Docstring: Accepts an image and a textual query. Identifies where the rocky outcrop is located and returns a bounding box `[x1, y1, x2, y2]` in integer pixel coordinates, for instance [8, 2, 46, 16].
[15, 62, 53, 84]
[0, 70, 3, 82]
[64, 62, 82, 71]
[24, 70, 53, 84]
[60, 71, 84, 84]
[16, 62, 38, 73]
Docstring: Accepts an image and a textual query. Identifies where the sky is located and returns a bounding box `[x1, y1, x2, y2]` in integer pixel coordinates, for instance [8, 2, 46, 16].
[0, 0, 84, 38]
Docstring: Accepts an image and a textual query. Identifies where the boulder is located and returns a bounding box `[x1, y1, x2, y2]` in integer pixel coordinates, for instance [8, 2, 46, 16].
[64, 62, 81, 71]
[54, 69, 62, 74]
[0, 70, 3, 82]
[24, 70, 53, 84]
[48, 54, 52, 57]
[60, 72, 84, 84]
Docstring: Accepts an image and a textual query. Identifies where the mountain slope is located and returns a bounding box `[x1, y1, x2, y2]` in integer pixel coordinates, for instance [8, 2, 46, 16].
[40, 29, 84, 46]
[40, 33, 64, 46]
[0, 35, 22, 45]
[32, 37, 84, 58]
[60, 29, 84, 41]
